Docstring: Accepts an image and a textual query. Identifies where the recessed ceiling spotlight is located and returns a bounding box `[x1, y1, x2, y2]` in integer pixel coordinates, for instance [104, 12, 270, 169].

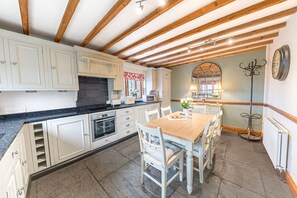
[159, 0, 166, 6]
[187, 47, 192, 53]
[200, 47, 204, 52]
[228, 38, 234, 45]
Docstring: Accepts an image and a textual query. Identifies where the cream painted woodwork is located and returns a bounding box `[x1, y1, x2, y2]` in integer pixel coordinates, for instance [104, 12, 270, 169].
[75, 46, 121, 79]
[28, 121, 51, 173]
[113, 61, 124, 90]
[117, 108, 137, 139]
[8, 39, 47, 90]
[146, 68, 158, 93]
[49, 47, 78, 90]
[157, 68, 171, 107]
[47, 115, 90, 165]
[0, 29, 80, 91]
[0, 127, 30, 198]
[0, 36, 10, 89]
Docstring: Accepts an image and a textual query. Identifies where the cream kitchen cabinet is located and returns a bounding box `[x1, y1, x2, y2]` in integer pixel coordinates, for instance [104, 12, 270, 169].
[47, 115, 90, 165]
[75, 46, 121, 79]
[0, 36, 10, 89]
[8, 39, 47, 90]
[1, 126, 31, 198]
[113, 61, 124, 90]
[135, 103, 161, 125]
[117, 108, 137, 139]
[49, 47, 78, 90]
[157, 68, 171, 108]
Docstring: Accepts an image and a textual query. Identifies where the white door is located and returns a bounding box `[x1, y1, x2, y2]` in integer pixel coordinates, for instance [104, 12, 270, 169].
[14, 159, 25, 198]
[19, 132, 29, 188]
[4, 171, 18, 198]
[48, 115, 90, 165]
[0, 37, 9, 89]
[162, 78, 170, 107]
[50, 48, 77, 90]
[8, 40, 46, 89]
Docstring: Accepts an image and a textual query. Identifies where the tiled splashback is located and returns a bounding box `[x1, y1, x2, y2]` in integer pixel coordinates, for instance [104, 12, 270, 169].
[77, 77, 108, 106]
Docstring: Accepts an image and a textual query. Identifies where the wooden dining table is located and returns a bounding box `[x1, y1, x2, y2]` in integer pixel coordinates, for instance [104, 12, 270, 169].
[146, 112, 214, 194]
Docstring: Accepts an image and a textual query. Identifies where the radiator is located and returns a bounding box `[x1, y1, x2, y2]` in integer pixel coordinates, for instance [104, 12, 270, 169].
[263, 117, 288, 171]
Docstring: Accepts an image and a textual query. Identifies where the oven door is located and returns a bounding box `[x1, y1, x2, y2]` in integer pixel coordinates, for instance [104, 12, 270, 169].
[92, 116, 116, 141]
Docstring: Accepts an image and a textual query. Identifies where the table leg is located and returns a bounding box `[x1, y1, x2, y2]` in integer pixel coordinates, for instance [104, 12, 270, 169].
[186, 150, 193, 194]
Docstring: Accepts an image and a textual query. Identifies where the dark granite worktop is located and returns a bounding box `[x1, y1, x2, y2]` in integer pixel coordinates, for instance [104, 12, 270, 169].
[0, 101, 160, 159]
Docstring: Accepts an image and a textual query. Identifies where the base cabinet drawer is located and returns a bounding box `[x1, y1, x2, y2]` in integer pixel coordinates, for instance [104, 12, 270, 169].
[119, 114, 135, 123]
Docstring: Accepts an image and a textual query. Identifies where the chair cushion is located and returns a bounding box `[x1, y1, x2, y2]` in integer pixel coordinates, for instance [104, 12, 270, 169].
[144, 142, 181, 162]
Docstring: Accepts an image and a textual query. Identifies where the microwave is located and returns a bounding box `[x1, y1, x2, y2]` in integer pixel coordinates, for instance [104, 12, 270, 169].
[144, 95, 157, 102]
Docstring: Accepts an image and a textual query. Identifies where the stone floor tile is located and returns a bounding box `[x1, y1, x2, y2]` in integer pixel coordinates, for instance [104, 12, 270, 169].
[260, 170, 292, 198]
[84, 147, 129, 181]
[218, 179, 264, 198]
[112, 135, 139, 151]
[118, 141, 140, 161]
[225, 145, 275, 173]
[209, 157, 266, 196]
[36, 169, 109, 198]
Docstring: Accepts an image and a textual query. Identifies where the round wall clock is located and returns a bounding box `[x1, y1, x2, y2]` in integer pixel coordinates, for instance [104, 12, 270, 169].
[272, 45, 290, 81]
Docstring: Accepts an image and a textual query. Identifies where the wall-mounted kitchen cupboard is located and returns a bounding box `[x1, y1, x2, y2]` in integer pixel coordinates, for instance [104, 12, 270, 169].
[0, 29, 78, 91]
[75, 46, 124, 90]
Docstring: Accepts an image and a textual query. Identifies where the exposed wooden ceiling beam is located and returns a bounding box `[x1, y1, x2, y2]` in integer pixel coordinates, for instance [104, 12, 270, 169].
[147, 28, 281, 65]
[101, 0, 183, 51]
[18, 0, 29, 35]
[150, 33, 277, 66]
[165, 46, 267, 67]
[123, 0, 285, 59]
[162, 41, 272, 67]
[54, 0, 80, 42]
[113, 0, 235, 56]
[139, 22, 286, 64]
[81, 0, 131, 47]
[164, 46, 267, 67]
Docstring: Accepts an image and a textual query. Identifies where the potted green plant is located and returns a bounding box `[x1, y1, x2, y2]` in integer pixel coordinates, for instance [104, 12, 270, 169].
[180, 98, 193, 118]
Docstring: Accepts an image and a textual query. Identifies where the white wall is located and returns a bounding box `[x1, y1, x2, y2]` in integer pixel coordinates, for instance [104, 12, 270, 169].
[0, 91, 77, 115]
[264, 13, 297, 183]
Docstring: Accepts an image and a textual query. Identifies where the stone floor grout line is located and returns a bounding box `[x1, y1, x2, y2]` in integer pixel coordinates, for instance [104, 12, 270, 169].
[258, 168, 268, 197]
[83, 160, 112, 198]
[220, 178, 266, 197]
[217, 178, 223, 198]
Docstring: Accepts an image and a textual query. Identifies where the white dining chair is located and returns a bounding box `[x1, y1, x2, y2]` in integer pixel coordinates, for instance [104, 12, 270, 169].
[145, 108, 160, 122]
[193, 115, 217, 183]
[192, 105, 206, 114]
[210, 110, 223, 165]
[136, 121, 184, 198]
[161, 106, 172, 117]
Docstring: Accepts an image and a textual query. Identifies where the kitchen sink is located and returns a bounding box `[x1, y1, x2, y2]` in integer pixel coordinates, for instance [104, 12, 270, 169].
[0, 133, 4, 139]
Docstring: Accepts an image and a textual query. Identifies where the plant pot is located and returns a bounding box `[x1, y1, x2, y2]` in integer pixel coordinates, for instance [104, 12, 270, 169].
[183, 108, 190, 118]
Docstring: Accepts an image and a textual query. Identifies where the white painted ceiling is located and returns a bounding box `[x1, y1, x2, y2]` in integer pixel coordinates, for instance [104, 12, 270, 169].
[0, 0, 296, 66]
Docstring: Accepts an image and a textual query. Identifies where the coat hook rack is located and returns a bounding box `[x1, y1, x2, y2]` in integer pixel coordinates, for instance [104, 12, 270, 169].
[238, 59, 267, 141]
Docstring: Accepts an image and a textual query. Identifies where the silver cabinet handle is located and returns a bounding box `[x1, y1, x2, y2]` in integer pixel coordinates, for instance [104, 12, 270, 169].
[105, 139, 108, 142]
[22, 160, 27, 166]
[17, 187, 24, 196]
[51, 66, 56, 69]
[125, 111, 129, 113]
[126, 117, 130, 120]
[0, 60, 5, 64]
[126, 130, 130, 134]
[12, 151, 18, 158]
[84, 133, 89, 136]
[126, 124, 130, 127]
[11, 62, 17, 65]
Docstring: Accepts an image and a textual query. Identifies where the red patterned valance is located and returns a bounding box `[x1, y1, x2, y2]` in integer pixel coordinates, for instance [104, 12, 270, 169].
[124, 72, 144, 81]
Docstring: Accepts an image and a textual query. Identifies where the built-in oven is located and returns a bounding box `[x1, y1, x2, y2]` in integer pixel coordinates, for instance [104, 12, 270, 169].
[90, 110, 116, 142]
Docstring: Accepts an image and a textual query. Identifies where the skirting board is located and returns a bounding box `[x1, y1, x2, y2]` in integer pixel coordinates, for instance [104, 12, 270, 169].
[285, 171, 297, 198]
[222, 125, 262, 136]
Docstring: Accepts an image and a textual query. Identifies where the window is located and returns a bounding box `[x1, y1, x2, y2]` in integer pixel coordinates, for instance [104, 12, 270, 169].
[124, 72, 145, 99]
